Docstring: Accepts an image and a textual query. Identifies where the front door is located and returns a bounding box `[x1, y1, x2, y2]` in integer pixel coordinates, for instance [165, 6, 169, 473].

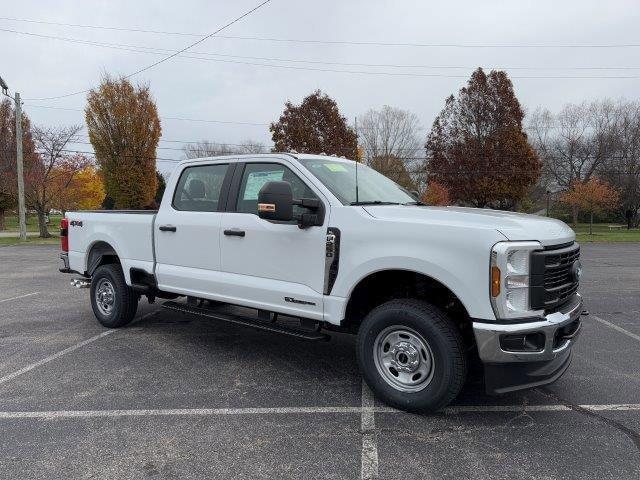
[155, 162, 233, 296]
[219, 161, 329, 320]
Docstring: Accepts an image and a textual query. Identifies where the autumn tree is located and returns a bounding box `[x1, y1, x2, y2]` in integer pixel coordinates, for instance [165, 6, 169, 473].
[426, 68, 541, 209]
[359, 105, 422, 189]
[154, 170, 166, 205]
[0, 99, 37, 230]
[369, 154, 416, 191]
[183, 139, 265, 159]
[52, 166, 105, 213]
[560, 178, 619, 234]
[270, 90, 357, 158]
[28, 125, 89, 237]
[530, 100, 640, 227]
[85, 75, 161, 209]
[421, 181, 451, 206]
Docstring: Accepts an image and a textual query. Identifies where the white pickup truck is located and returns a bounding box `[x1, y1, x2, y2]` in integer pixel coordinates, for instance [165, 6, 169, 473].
[59, 153, 584, 412]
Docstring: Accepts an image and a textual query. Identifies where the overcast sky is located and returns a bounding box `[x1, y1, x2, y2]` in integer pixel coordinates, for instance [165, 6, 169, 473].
[2, 0, 639, 174]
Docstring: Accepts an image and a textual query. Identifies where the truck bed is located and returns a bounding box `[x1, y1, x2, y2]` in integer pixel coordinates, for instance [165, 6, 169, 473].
[66, 210, 157, 282]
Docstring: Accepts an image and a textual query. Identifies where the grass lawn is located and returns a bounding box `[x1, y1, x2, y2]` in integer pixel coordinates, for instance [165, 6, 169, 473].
[572, 223, 640, 243]
[2, 214, 64, 233]
[0, 235, 60, 247]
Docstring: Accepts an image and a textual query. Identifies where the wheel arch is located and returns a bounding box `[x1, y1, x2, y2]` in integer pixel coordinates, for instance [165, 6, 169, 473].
[85, 240, 121, 276]
[342, 269, 473, 339]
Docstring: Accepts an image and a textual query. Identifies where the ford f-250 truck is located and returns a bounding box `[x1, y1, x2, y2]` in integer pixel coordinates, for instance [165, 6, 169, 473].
[59, 153, 584, 412]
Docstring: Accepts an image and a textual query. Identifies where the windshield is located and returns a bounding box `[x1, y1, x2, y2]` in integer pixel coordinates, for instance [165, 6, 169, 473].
[297, 158, 415, 205]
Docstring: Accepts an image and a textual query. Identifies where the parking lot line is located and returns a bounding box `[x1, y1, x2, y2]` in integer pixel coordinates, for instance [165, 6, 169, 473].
[591, 315, 640, 343]
[0, 292, 39, 304]
[360, 381, 378, 480]
[0, 330, 116, 386]
[0, 310, 159, 387]
[1, 404, 639, 420]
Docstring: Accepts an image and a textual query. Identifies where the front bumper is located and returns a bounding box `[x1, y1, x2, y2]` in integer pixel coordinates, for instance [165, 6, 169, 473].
[473, 293, 583, 394]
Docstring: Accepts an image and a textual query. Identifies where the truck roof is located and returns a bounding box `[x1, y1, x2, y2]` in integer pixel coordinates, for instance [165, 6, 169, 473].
[178, 152, 356, 166]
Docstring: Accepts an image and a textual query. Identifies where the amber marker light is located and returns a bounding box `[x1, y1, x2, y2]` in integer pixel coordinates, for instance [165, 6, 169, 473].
[491, 266, 501, 297]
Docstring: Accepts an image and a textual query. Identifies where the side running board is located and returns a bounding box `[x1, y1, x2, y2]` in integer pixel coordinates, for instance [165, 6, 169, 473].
[162, 301, 330, 342]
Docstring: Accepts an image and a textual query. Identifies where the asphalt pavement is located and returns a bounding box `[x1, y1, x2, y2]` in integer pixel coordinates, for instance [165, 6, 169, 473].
[0, 243, 638, 479]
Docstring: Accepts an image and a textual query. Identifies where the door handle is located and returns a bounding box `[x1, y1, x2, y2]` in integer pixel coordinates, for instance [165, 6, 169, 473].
[159, 225, 177, 232]
[224, 229, 245, 237]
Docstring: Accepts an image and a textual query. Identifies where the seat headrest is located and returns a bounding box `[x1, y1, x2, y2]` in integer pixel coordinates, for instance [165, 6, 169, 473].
[188, 179, 206, 198]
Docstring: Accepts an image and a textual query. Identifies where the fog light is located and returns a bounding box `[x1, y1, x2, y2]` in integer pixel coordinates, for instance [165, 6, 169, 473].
[500, 332, 545, 352]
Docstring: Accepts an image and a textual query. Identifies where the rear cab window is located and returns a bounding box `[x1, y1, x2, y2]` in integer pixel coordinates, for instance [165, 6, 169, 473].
[173, 164, 230, 212]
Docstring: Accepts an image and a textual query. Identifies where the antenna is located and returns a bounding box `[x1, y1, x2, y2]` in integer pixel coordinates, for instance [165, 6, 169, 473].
[354, 116, 359, 204]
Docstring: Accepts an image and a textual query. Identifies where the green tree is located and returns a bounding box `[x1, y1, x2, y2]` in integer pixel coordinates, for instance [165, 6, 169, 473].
[426, 68, 541, 209]
[85, 75, 161, 209]
[270, 90, 357, 158]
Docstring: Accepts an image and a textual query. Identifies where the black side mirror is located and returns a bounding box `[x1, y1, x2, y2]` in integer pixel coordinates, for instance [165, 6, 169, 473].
[258, 181, 294, 221]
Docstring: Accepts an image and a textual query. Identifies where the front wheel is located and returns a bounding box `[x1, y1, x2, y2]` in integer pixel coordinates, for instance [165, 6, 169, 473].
[357, 299, 467, 413]
[90, 264, 138, 328]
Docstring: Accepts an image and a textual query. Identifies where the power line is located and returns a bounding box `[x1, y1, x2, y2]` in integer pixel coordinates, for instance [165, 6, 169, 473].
[23, 103, 269, 126]
[4, 27, 640, 72]
[22, 0, 272, 101]
[5, 28, 640, 80]
[2, 16, 639, 49]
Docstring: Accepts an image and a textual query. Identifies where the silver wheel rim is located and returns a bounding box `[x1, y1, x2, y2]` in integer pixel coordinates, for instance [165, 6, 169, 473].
[95, 279, 115, 316]
[373, 326, 435, 393]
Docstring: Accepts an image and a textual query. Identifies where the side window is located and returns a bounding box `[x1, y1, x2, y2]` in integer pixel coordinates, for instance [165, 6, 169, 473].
[236, 163, 317, 216]
[173, 164, 229, 212]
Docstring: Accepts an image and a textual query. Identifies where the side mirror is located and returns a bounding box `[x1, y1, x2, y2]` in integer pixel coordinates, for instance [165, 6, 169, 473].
[258, 181, 294, 222]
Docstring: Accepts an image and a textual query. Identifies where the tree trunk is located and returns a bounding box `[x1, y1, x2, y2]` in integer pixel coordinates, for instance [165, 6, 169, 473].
[37, 210, 50, 238]
[0, 208, 4, 231]
[589, 211, 593, 235]
[572, 206, 578, 228]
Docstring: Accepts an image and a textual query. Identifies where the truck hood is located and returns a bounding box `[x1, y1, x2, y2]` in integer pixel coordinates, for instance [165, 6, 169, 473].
[363, 205, 575, 247]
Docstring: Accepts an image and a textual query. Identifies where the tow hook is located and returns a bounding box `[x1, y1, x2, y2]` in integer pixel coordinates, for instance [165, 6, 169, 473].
[71, 278, 91, 289]
[581, 309, 590, 316]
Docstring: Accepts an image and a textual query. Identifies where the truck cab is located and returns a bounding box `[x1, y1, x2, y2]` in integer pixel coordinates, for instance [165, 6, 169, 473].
[60, 153, 584, 412]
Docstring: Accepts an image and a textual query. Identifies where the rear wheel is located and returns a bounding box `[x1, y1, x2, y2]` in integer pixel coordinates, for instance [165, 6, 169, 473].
[357, 299, 467, 413]
[90, 264, 138, 328]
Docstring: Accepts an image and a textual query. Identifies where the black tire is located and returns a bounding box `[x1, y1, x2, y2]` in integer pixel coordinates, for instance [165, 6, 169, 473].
[357, 299, 467, 413]
[90, 264, 138, 328]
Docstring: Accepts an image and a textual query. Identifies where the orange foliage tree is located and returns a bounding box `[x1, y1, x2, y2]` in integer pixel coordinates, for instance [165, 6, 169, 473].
[52, 166, 105, 213]
[270, 90, 357, 158]
[421, 182, 451, 206]
[27, 126, 88, 237]
[560, 178, 620, 233]
[426, 68, 541, 209]
[85, 75, 161, 209]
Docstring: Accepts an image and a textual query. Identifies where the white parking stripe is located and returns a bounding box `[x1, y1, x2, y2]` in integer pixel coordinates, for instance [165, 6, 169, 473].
[0, 330, 115, 386]
[591, 315, 640, 343]
[0, 292, 39, 304]
[0, 310, 159, 386]
[360, 381, 378, 480]
[0, 404, 638, 420]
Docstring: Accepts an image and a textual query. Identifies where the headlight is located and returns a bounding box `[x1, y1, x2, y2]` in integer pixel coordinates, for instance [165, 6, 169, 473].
[490, 241, 543, 320]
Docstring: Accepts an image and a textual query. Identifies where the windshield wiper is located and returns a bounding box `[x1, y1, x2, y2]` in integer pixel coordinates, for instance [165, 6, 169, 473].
[403, 201, 426, 206]
[350, 201, 401, 206]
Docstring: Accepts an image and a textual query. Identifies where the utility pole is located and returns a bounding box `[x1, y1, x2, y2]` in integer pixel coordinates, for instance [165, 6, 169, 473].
[14, 93, 27, 241]
[1, 76, 27, 241]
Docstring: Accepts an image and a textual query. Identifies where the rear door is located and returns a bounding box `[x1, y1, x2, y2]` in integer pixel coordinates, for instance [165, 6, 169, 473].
[154, 161, 235, 295]
[218, 160, 329, 320]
